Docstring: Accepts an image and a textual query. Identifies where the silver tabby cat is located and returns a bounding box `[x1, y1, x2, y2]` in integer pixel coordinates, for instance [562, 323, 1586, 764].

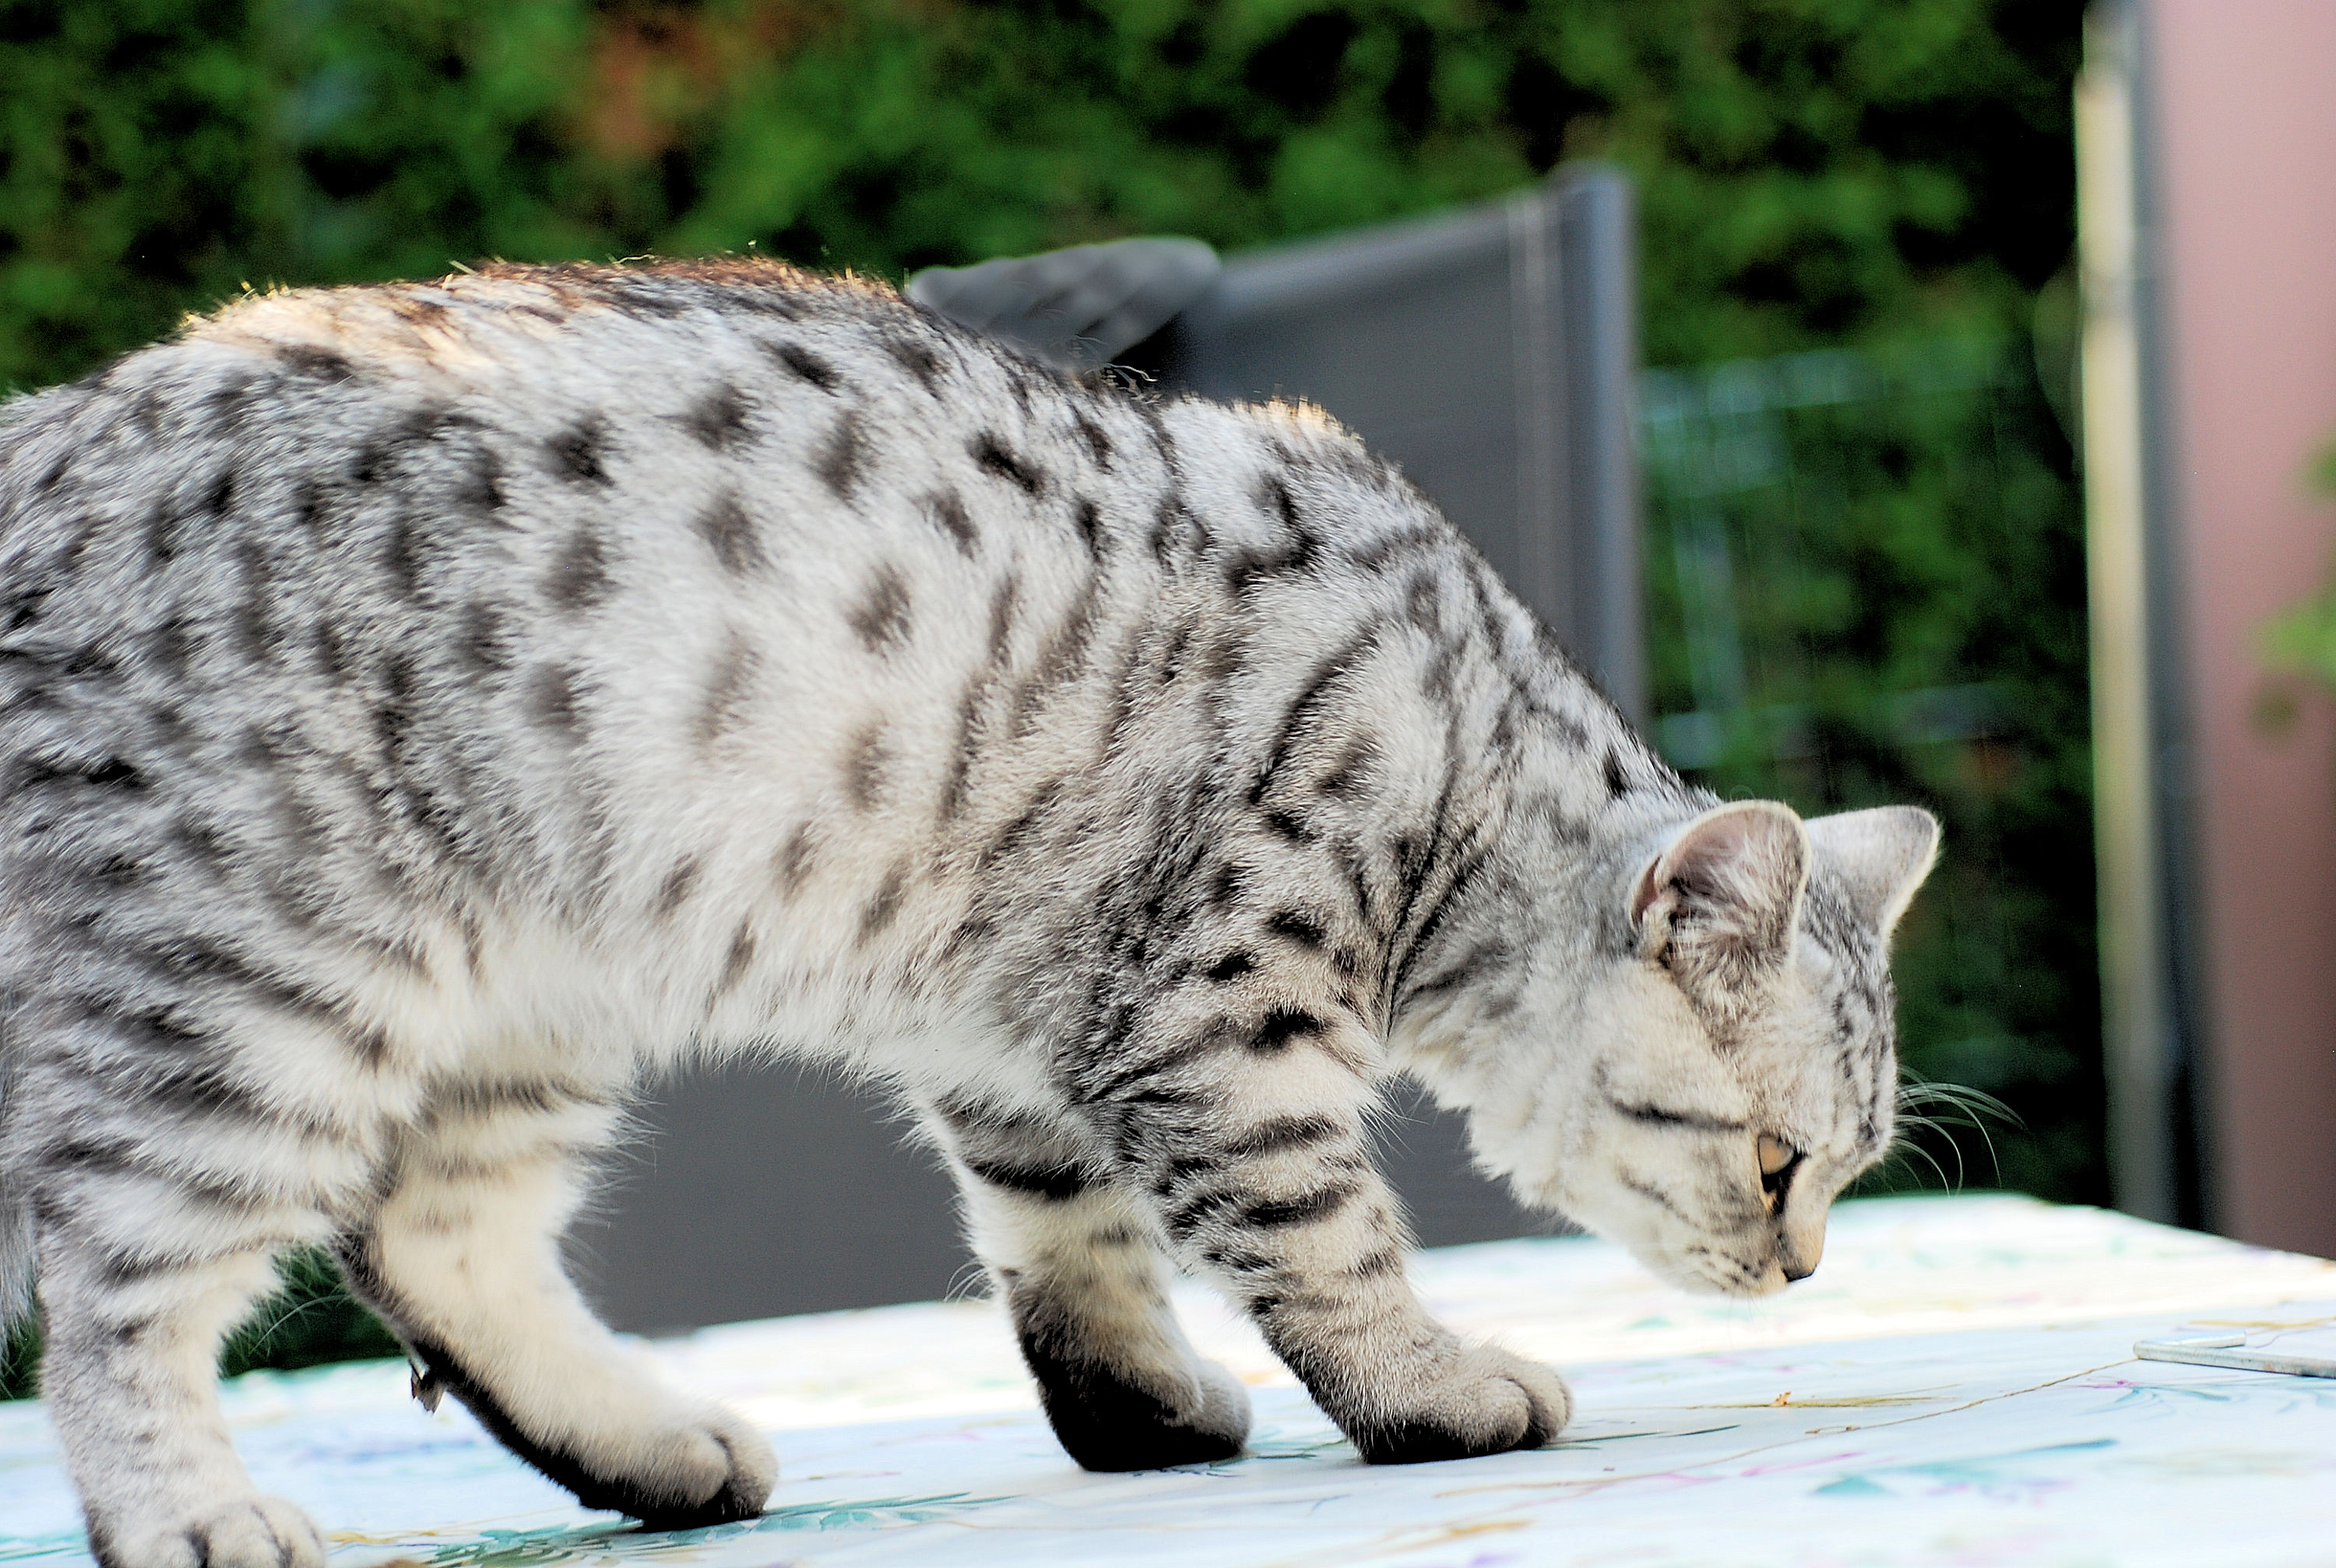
[0, 261, 1937, 1566]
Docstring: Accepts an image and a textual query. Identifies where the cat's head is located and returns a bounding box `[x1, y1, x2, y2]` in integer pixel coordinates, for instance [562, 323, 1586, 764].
[1451, 800, 1938, 1297]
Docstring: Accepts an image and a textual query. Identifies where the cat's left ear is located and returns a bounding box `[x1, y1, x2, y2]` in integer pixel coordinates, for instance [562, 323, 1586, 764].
[1804, 807, 1940, 935]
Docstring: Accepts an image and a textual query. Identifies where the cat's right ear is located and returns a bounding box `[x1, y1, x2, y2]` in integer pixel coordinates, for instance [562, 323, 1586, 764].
[1629, 801, 1810, 1007]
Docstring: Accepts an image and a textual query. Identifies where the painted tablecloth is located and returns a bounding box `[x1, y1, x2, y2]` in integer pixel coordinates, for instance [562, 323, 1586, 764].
[5, 1194, 2336, 1566]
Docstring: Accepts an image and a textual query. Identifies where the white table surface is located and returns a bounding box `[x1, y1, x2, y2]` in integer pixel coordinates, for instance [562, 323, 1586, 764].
[5, 1193, 2335, 1567]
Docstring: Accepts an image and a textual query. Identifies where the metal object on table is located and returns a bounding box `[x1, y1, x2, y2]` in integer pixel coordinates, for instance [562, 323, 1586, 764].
[2134, 1333, 2336, 1378]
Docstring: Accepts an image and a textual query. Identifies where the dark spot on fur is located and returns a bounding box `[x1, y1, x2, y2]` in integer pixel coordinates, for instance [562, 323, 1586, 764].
[383, 513, 423, 596]
[1072, 413, 1114, 467]
[859, 863, 909, 940]
[1405, 572, 1440, 631]
[927, 490, 978, 555]
[769, 340, 840, 392]
[1604, 747, 1630, 797]
[681, 383, 751, 450]
[1205, 951, 1255, 983]
[459, 602, 512, 674]
[546, 526, 614, 612]
[1244, 1183, 1356, 1229]
[1263, 810, 1314, 844]
[848, 565, 913, 654]
[1226, 1115, 1344, 1158]
[1258, 474, 1299, 530]
[654, 858, 701, 919]
[973, 434, 1043, 494]
[530, 664, 584, 740]
[695, 629, 758, 750]
[1318, 742, 1373, 797]
[1268, 911, 1327, 949]
[545, 417, 611, 484]
[276, 344, 356, 381]
[695, 491, 763, 575]
[712, 920, 757, 999]
[148, 616, 194, 679]
[987, 575, 1019, 663]
[462, 448, 505, 513]
[964, 1157, 1092, 1201]
[313, 621, 350, 683]
[816, 411, 868, 501]
[773, 823, 814, 895]
[883, 334, 943, 390]
[234, 543, 275, 660]
[844, 723, 886, 810]
[1071, 496, 1102, 554]
[1251, 1009, 1325, 1053]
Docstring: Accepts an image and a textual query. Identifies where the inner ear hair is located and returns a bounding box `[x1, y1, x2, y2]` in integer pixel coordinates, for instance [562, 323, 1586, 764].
[1628, 800, 1810, 981]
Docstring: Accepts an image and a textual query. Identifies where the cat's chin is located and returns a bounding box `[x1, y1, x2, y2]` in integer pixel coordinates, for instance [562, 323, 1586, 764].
[1627, 1241, 1794, 1299]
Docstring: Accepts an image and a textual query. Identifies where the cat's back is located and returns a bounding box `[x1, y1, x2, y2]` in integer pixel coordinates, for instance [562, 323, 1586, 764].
[2, 262, 1419, 1014]
[0, 264, 1191, 954]
[0, 259, 1135, 659]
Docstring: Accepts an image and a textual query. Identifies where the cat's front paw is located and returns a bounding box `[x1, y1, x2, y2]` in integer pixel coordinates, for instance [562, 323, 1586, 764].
[96, 1496, 325, 1568]
[1349, 1345, 1570, 1464]
[556, 1400, 776, 1528]
[1042, 1355, 1254, 1471]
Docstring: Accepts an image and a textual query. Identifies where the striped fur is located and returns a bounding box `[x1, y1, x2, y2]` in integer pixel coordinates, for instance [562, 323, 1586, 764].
[0, 261, 1937, 1564]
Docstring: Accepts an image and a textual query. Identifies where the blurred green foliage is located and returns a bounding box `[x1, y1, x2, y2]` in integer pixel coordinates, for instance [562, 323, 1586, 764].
[2259, 441, 2336, 709]
[3, 0, 2079, 391]
[0, 0, 2090, 1394]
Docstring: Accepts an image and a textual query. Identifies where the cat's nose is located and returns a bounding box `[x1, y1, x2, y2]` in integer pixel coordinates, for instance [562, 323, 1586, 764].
[1780, 1212, 1827, 1281]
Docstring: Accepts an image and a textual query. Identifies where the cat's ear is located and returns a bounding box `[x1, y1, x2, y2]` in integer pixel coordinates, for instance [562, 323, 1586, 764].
[1805, 806, 1940, 936]
[1629, 800, 1810, 1000]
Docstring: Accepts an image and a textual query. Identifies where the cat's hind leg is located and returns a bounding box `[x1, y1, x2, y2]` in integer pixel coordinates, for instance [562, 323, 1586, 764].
[338, 1077, 774, 1528]
[935, 1099, 1251, 1471]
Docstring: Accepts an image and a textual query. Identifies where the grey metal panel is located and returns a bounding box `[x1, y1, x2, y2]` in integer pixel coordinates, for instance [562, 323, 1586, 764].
[1156, 163, 1644, 722]
[1557, 167, 1645, 725]
[573, 1070, 1540, 1334]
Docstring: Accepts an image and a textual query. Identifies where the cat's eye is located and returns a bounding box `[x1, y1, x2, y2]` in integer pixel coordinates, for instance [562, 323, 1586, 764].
[1757, 1134, 1803, 1211]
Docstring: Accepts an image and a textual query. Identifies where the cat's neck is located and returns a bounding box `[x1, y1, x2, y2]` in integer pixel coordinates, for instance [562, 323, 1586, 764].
[1374, 620, 1704, 1109]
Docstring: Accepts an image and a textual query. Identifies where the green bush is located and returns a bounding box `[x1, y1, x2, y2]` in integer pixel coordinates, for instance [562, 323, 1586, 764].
[5, 0, 2080, 390]
[0, 0, 2089, 1394]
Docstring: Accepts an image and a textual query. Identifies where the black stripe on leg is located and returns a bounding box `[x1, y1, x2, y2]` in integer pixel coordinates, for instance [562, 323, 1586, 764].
[962, 1156, 1097, 1202]
[1223, 1115, 1346, 1159]
[1241, 1181, 1359, 1229]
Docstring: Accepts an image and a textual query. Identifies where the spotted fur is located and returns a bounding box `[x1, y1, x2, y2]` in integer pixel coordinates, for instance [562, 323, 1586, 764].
[0, 260, 1937, 1565]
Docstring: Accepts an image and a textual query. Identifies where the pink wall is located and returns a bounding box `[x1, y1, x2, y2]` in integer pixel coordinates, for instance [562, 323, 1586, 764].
[2151, 0, 2336, 1255]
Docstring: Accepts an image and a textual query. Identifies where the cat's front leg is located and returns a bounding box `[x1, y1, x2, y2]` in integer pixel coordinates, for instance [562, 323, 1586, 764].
[1092, 1026, 1569, 1464]
[339, 1081, 775, 1527]
[933, 1099, 1251, 1470]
